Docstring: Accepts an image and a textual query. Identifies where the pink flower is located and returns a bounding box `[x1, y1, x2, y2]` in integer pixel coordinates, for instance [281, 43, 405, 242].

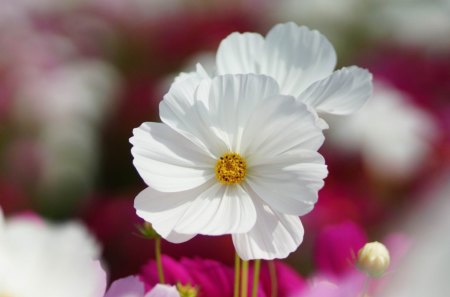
[140, 255, 305, 297]
[105, 276, 179, 297]
[314, 221, 367, 276]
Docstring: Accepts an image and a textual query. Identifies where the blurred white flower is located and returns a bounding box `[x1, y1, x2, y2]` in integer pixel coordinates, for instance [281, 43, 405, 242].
[379, 172, 450, 297]
[0, 208, 106, 297]
[327, 82, 438, 179]
[132, 74, 327, 260]
[15, 59, 119, 126]
[183, 23, 372, 128]
[11, 59, 120, 196]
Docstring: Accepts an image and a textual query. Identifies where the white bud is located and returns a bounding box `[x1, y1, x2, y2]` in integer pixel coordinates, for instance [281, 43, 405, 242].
[357, 241, 390, 278]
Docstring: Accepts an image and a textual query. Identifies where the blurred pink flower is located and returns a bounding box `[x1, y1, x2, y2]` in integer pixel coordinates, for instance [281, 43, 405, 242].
[141, 255, 306, 297]
[105, 276, 145, 297]
[105, 276, 179, 297]
[314, 221, 367, 276]
[293, 226, 411, 297]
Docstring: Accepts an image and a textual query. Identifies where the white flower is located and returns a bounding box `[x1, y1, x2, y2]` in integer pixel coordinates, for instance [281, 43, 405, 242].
[0, 208, 106, 297]
[131, 74, 327, 260]
[182, 22, 372, 128]
[327, 82, 438, 179]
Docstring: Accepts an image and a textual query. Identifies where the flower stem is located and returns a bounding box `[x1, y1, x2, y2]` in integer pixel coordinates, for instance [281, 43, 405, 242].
[251, 259, 261, 297]
[234, 252, 241, 297]
[268, 261, 278, 297]
[360, 276, 370, 297]
[241, 260, 249, 297]
[155, 236, 165, 284]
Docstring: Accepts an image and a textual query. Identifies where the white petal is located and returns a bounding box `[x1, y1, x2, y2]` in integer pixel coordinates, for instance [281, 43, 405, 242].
[216, 32, 264, 75]
[174, 183, 256, 235]
[135, 181, 256, 239]
[298, 66, 373, 115]
[130, 122, 215, 192]
[196, 74, 281, 151]
[246, 150, 327, 215]
[232, 201, 304, 260]
[260, 22, 337, 96]
[134, 184, 211, 241]
[146, 284, 180, 297]
[159, 76, 227, 157]
[240, 95, 324, 159]
[165, 231, 196, 244]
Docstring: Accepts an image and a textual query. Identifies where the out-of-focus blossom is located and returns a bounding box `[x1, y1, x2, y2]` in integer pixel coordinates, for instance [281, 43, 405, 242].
[294, 221, 410, 297]
[185, 22, 372, 128]
[105, 276, 180, 297]
[379, 172, 450, 297]
[141, 255, 305, 297]
[5, 58, 121, 213]
[132, 74, 327, 260]
[314, 221, 367, 276]
[104, 276, 145, 297]
[141, 255, 239, 297]
[327, 82, 438, 180]
[367, 49, 450, 141]
[0, 208, 106, 297]
[0, 1, 122, 214]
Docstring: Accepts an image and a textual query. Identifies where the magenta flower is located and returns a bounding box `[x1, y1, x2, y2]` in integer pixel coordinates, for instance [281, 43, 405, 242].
[140, 255, 305, 297]
[314, 221, 367, 276]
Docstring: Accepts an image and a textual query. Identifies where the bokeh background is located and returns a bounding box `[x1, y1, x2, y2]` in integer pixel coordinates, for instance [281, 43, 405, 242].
[1, 0, 450, 288]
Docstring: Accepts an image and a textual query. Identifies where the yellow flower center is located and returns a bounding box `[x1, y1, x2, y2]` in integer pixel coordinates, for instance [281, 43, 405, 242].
[215, 152, 247, 185]
[176, 283, 198, 297]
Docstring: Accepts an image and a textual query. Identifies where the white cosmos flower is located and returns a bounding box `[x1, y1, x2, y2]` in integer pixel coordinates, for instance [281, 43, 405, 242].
[0, 208, 106, 297]
[181, 22, 372, 128]
[131, 74, 327, 260]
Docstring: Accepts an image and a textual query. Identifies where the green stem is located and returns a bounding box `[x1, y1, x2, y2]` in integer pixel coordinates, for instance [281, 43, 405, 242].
[251, 259, 261, 297]
[241, 260, 249, 297]
[268, 261, 278, 297]
[234, 252, 241, 297]
[155, 237, 165, 284]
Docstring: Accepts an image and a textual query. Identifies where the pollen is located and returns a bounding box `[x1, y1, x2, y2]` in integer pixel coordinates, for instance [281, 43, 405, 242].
[215, 152, 247, 185]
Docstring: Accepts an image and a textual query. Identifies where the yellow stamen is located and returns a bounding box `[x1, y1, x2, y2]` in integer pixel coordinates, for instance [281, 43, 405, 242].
[215, 152, 247, 185]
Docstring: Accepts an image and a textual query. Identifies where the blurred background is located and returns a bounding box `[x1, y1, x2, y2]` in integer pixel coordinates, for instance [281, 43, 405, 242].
[1, 0, 449, 288]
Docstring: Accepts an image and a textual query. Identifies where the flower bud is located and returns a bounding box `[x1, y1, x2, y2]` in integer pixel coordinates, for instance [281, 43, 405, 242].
[176, 283, 198, 297]
[357, 241, 390, 278]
